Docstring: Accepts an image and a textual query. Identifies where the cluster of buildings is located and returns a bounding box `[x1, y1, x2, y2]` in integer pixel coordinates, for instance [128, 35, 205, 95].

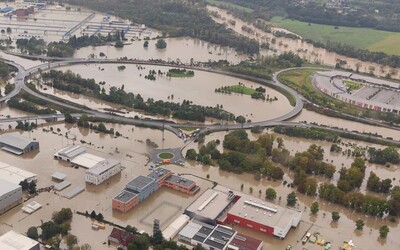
[54, 145, 122, 185]
[112, 168, 200, 213]
[314, 70, 400, 114]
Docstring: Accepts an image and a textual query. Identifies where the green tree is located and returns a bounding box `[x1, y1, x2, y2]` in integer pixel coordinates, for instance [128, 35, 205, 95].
[143, 41, 149, 48]
[66, 234, 78, 249]
[379, 225, 389, 238]
[355, 219, 364, 230]
[265, 188, 277, 200]
[96, 213, 104, 221]
[310, 201, 319, 215]
[155, 39, 167, 49]
[27, 227, 38, 240]
[235, 115, 246, 125]
[90, 210, 96, 219]
[331, 211, 340, 222]
[115, 40, 124, 48]
[28, 181, 36, 194]
[64, 112, 75, 123]
[287, 191, 297, 206]
[97, 123, 107, 133]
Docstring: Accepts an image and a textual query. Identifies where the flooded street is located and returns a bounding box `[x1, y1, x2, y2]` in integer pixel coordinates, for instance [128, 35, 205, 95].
[208, 6, 400, 80]
[0, 123, 398, 249]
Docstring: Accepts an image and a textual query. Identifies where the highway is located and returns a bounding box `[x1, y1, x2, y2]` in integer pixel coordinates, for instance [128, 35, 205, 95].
[1, 54, 395, 144]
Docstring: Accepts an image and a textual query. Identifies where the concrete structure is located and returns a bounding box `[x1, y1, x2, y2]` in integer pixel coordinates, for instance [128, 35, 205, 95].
[62, 186, 85, 199]
[85, 159, 121, 185]
[51, 171, 66, 181]
[314, 70, 400, 114]
[0, 161, 37, 185]
[54, 145, 86, 162]
[0, 179, 22, 215]
[0, 134, 39, 155]
[178, 221, 236, 250]
[21, 201, 41, 214]
[0, 230, 40, 250]
[113, 168, 199, 213]
[163, 214, 190, 240]
[185, 188, 235, 225]
[54, 180, 71, 191]
[108, 227, 134, 250]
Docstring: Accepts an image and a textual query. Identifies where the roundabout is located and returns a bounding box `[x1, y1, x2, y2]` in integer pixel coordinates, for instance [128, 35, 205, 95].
[150, 148, 185, 165]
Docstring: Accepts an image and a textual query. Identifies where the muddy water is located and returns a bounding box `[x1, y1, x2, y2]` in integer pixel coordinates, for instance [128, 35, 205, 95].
[73, 37, 249, 64]
[208, 6, 400, 80]
[0, 123, 398, 249]
[37, 63, 292, 122]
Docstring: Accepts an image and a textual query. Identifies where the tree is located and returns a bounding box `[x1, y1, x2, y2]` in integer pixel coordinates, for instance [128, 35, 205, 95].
[52, 208, 72, 224]
[310, 201, 319, 215]
[96, 213, 104, 221]
[249, 187, 253, 194]
[287, 191, 297, 206]
[155, 39, 167, 49]
[97, 123, 107, 133]
[28, 181, 36, 194]
[379, 225, 389, 238]
[66, 234, 78, 249]
[27, 227, 38, 240]
[331, 211, 340, 222]
[64, 112, 75, 123]
[235, 115, 246, 125]
[355, 219, 364, 230]
[81, 243, 92, 250]
[90, 210, 96, 219]
[6, 27, 11, 33]
[151, 230, 163, 245]
[115, 40, 124, 48]
[19, 179, 29, 190]
[143, 41, 149, 48]
[185, 149, 197, 160]
[265, 188, 277, 200]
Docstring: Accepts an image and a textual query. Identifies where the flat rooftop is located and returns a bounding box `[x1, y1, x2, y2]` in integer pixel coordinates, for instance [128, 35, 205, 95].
[228, 193, 302, 230]
[71, 153, 105, 169]
[51, 171, 66, 181]
[0, 161, 37, 185]
[0, 133, 37, 150]
[113, 190, 138, 203]
[0, 179, 21, 196]
[165, 175, 195, 188]
[126, 175, 155, 192]
[147, 167, 171, 181]
[86, 159, 120, 175]
[0, 230, 39, 250]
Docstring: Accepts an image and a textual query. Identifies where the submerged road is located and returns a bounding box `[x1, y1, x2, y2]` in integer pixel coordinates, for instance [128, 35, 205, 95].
[1, 56, 304, 136]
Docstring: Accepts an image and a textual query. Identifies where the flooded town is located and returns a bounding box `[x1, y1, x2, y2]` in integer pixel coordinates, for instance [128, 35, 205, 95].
[0, 1, 400, 250]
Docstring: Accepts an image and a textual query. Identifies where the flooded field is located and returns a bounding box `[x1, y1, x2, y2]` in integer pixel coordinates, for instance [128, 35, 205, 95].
[208, 6, 400, 80]
[36, 63, 292, 123]
[0, 123, 398, 249]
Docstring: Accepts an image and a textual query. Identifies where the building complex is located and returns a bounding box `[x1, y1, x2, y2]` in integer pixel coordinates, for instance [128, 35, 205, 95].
[112, 168, 200, 213]
[0, 179, 22, 215]
[0, 161, 37, 185]
[54, 145, 121, 185]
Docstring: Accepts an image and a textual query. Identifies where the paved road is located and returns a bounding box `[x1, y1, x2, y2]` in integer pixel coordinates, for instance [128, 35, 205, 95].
[0, 60, 26, 103]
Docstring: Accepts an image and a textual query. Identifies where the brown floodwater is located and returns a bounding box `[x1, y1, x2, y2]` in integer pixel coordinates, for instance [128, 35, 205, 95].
[0, 123, 399, 249]
[37, 63, 292, 123]
[208, 6, 400, 80]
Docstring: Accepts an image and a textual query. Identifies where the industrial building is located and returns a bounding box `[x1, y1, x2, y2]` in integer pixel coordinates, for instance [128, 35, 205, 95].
[0, 179, 22, 215]
[162, 214, 190, 240]
[185, 185, 302, 239]
[0, 161, 37, 185]
[0, 134, 39, 155]
[55, 145, 122, 185]
[108, 227, 135, 250]
[113, 168, 199, 213]
[184, 188, 236, 225]
[85, 159, 122, 185]
[178, 220, 263, 250]
[0, 230, 40, 250]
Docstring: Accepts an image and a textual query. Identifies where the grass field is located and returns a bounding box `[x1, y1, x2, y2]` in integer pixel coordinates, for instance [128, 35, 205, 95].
[270, 16, 400, 55]
[222, 85, 257, 95]
[343, 80, 363, 92]
[159, 152, 174, 159]
[206, 0, 253, 13]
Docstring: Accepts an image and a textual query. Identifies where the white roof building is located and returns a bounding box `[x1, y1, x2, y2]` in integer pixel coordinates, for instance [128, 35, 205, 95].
[0, 161, 37, 185]
[71, 153, 105, 169]
[0, 230, 40, 250]
[85, 159, 122, 185]
[163, 214, 190, 240]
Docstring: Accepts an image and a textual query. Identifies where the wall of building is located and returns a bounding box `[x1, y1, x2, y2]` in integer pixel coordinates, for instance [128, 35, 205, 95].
[226, 214, 274, 236]
[85, 163, 121, 185]
[0, 186, 22, 215]
[112, 197, 138, 213]
[24, 141, 39, 153]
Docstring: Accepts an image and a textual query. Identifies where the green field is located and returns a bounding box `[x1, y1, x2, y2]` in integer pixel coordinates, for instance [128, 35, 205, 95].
[270, 16, 400, 55]
[221, 85, 257, 95]
[159, 152, 174, 159]
[343, 80, 363, 92]
[207, 0, 253, 13]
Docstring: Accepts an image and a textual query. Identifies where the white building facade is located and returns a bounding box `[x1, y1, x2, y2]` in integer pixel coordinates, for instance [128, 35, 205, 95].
[85, 159, 121, 185]
[0, 180, 22, 215]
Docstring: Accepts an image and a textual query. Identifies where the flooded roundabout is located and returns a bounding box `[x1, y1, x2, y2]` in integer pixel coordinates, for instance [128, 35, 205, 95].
[0, 56, 400, 249]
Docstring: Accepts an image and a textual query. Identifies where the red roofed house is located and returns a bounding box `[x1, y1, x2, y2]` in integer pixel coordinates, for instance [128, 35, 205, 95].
[108, 227, 134, 250]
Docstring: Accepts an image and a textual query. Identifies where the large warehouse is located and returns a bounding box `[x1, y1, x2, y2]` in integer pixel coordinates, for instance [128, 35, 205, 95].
[0, 161, 37, 185]
[0, 134, 39, 155]
[0, 230, 40, 250]
[186, 185, 302, 239]
[0, 179, 22, 215]
[113, 168, 199, 213]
